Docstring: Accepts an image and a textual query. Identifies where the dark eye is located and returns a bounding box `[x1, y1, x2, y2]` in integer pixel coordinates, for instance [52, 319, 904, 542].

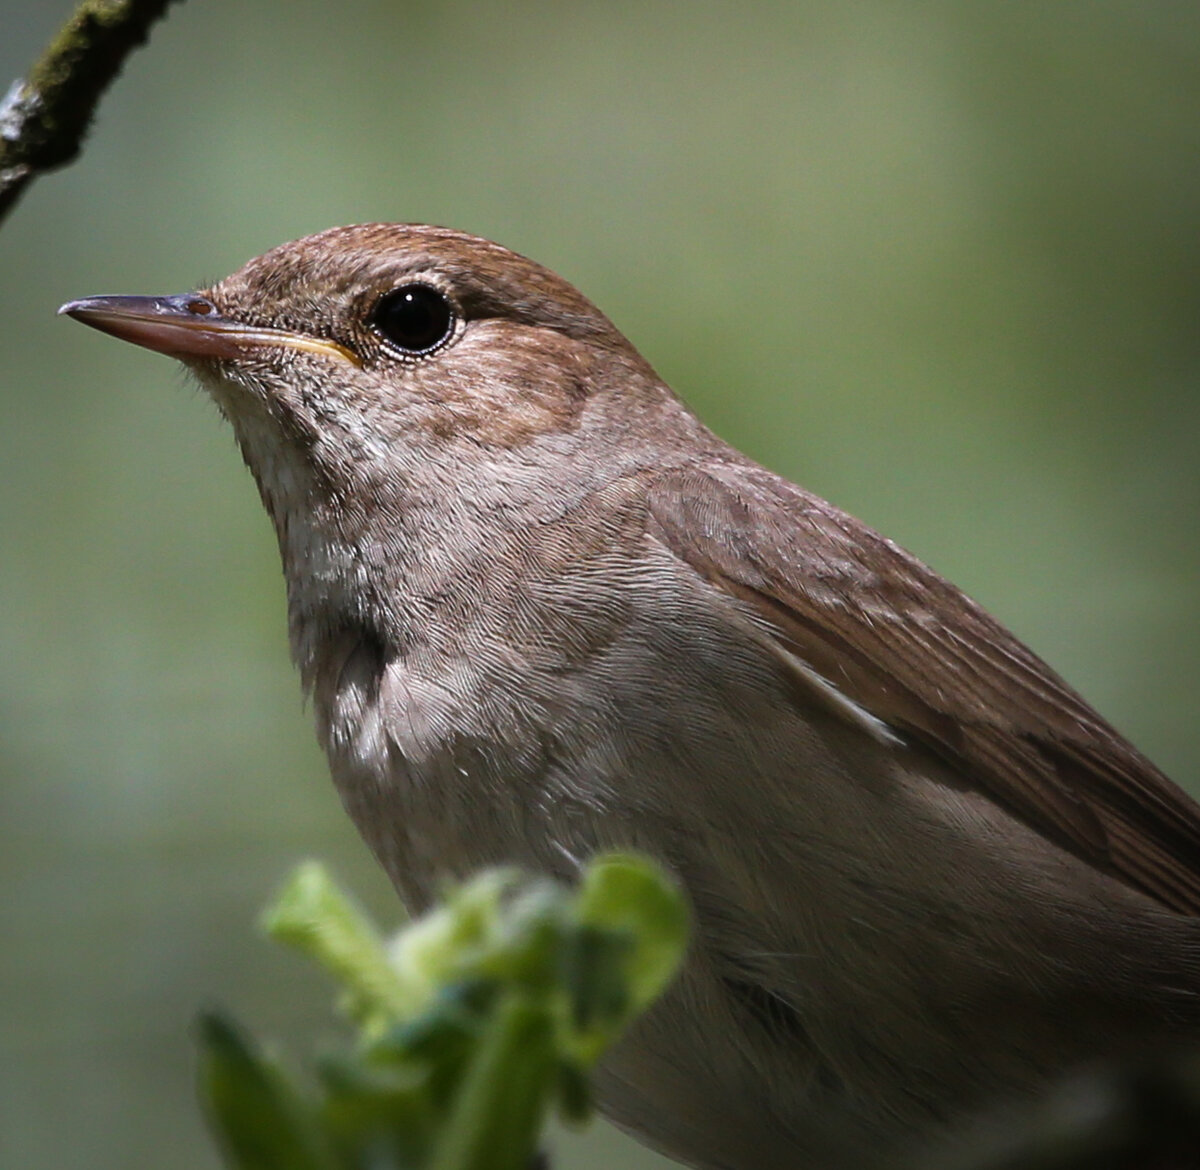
[370, 285, 454, 355]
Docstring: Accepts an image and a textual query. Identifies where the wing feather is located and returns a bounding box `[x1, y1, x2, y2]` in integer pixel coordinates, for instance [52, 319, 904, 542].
[647, 464, 1200, 914]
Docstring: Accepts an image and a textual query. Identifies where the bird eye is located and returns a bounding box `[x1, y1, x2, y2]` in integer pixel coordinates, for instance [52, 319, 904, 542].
[370, 285, 454, 355]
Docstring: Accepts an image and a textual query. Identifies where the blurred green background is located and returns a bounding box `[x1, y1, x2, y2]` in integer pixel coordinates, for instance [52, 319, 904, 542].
[2, 3, 1198, 1168]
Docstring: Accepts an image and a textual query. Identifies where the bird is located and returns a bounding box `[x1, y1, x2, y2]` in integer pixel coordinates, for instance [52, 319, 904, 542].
[62, 223, 1200, 1170]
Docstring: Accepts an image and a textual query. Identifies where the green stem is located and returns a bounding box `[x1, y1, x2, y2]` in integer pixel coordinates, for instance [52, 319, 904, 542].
[429, 991, 555, 1170]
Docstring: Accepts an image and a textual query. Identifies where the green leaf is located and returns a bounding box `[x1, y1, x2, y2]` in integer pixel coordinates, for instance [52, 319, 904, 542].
[387, 869, 520, 993]
[317, 1053, 433, 1167]
[196, 1011, 337, 1170]
[554, 1059, 593, 1125]
[377, 981, 494, 1110]
[567, 854, 689, 1062]
[262, 861, 418, 1036]
[558, 923, 633, 1034]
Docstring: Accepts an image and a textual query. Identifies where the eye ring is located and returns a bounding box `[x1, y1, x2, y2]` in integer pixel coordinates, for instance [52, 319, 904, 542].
[370, 284, 455, 356]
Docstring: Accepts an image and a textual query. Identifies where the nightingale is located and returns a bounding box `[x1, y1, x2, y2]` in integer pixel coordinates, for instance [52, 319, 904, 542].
[62, 224, 1200, 1170]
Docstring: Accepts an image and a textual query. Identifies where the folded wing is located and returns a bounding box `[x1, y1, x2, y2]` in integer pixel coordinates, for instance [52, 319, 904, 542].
[647, 464, 1200, 914]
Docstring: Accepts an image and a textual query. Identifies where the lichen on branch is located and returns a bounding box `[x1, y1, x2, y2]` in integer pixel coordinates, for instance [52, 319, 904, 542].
[0, 0, 181, 225]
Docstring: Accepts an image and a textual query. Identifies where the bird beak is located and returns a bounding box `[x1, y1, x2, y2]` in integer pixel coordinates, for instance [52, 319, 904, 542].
[58, 294, 360, 366]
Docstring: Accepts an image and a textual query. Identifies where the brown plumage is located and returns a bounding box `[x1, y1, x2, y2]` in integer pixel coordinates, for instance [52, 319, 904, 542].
[647, 465, 1200, 914]
[63, 224, 1200, 1170]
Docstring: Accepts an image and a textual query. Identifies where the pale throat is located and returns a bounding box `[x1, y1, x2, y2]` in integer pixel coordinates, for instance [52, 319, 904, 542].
[209, 386, 375, 654]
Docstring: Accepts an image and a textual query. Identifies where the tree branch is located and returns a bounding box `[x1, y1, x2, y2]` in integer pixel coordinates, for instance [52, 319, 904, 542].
[0, 0, 181, 227]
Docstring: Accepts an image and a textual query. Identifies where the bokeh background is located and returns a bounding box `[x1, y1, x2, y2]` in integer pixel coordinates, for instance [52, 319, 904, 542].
[2, 3, 1198, 1168]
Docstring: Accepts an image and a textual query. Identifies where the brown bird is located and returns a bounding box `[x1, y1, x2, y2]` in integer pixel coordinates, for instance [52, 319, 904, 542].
[62, 224, 1200, 1170]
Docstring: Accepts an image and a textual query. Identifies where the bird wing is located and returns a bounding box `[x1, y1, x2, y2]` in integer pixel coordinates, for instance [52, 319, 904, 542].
[646, 463, 1200, 914]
